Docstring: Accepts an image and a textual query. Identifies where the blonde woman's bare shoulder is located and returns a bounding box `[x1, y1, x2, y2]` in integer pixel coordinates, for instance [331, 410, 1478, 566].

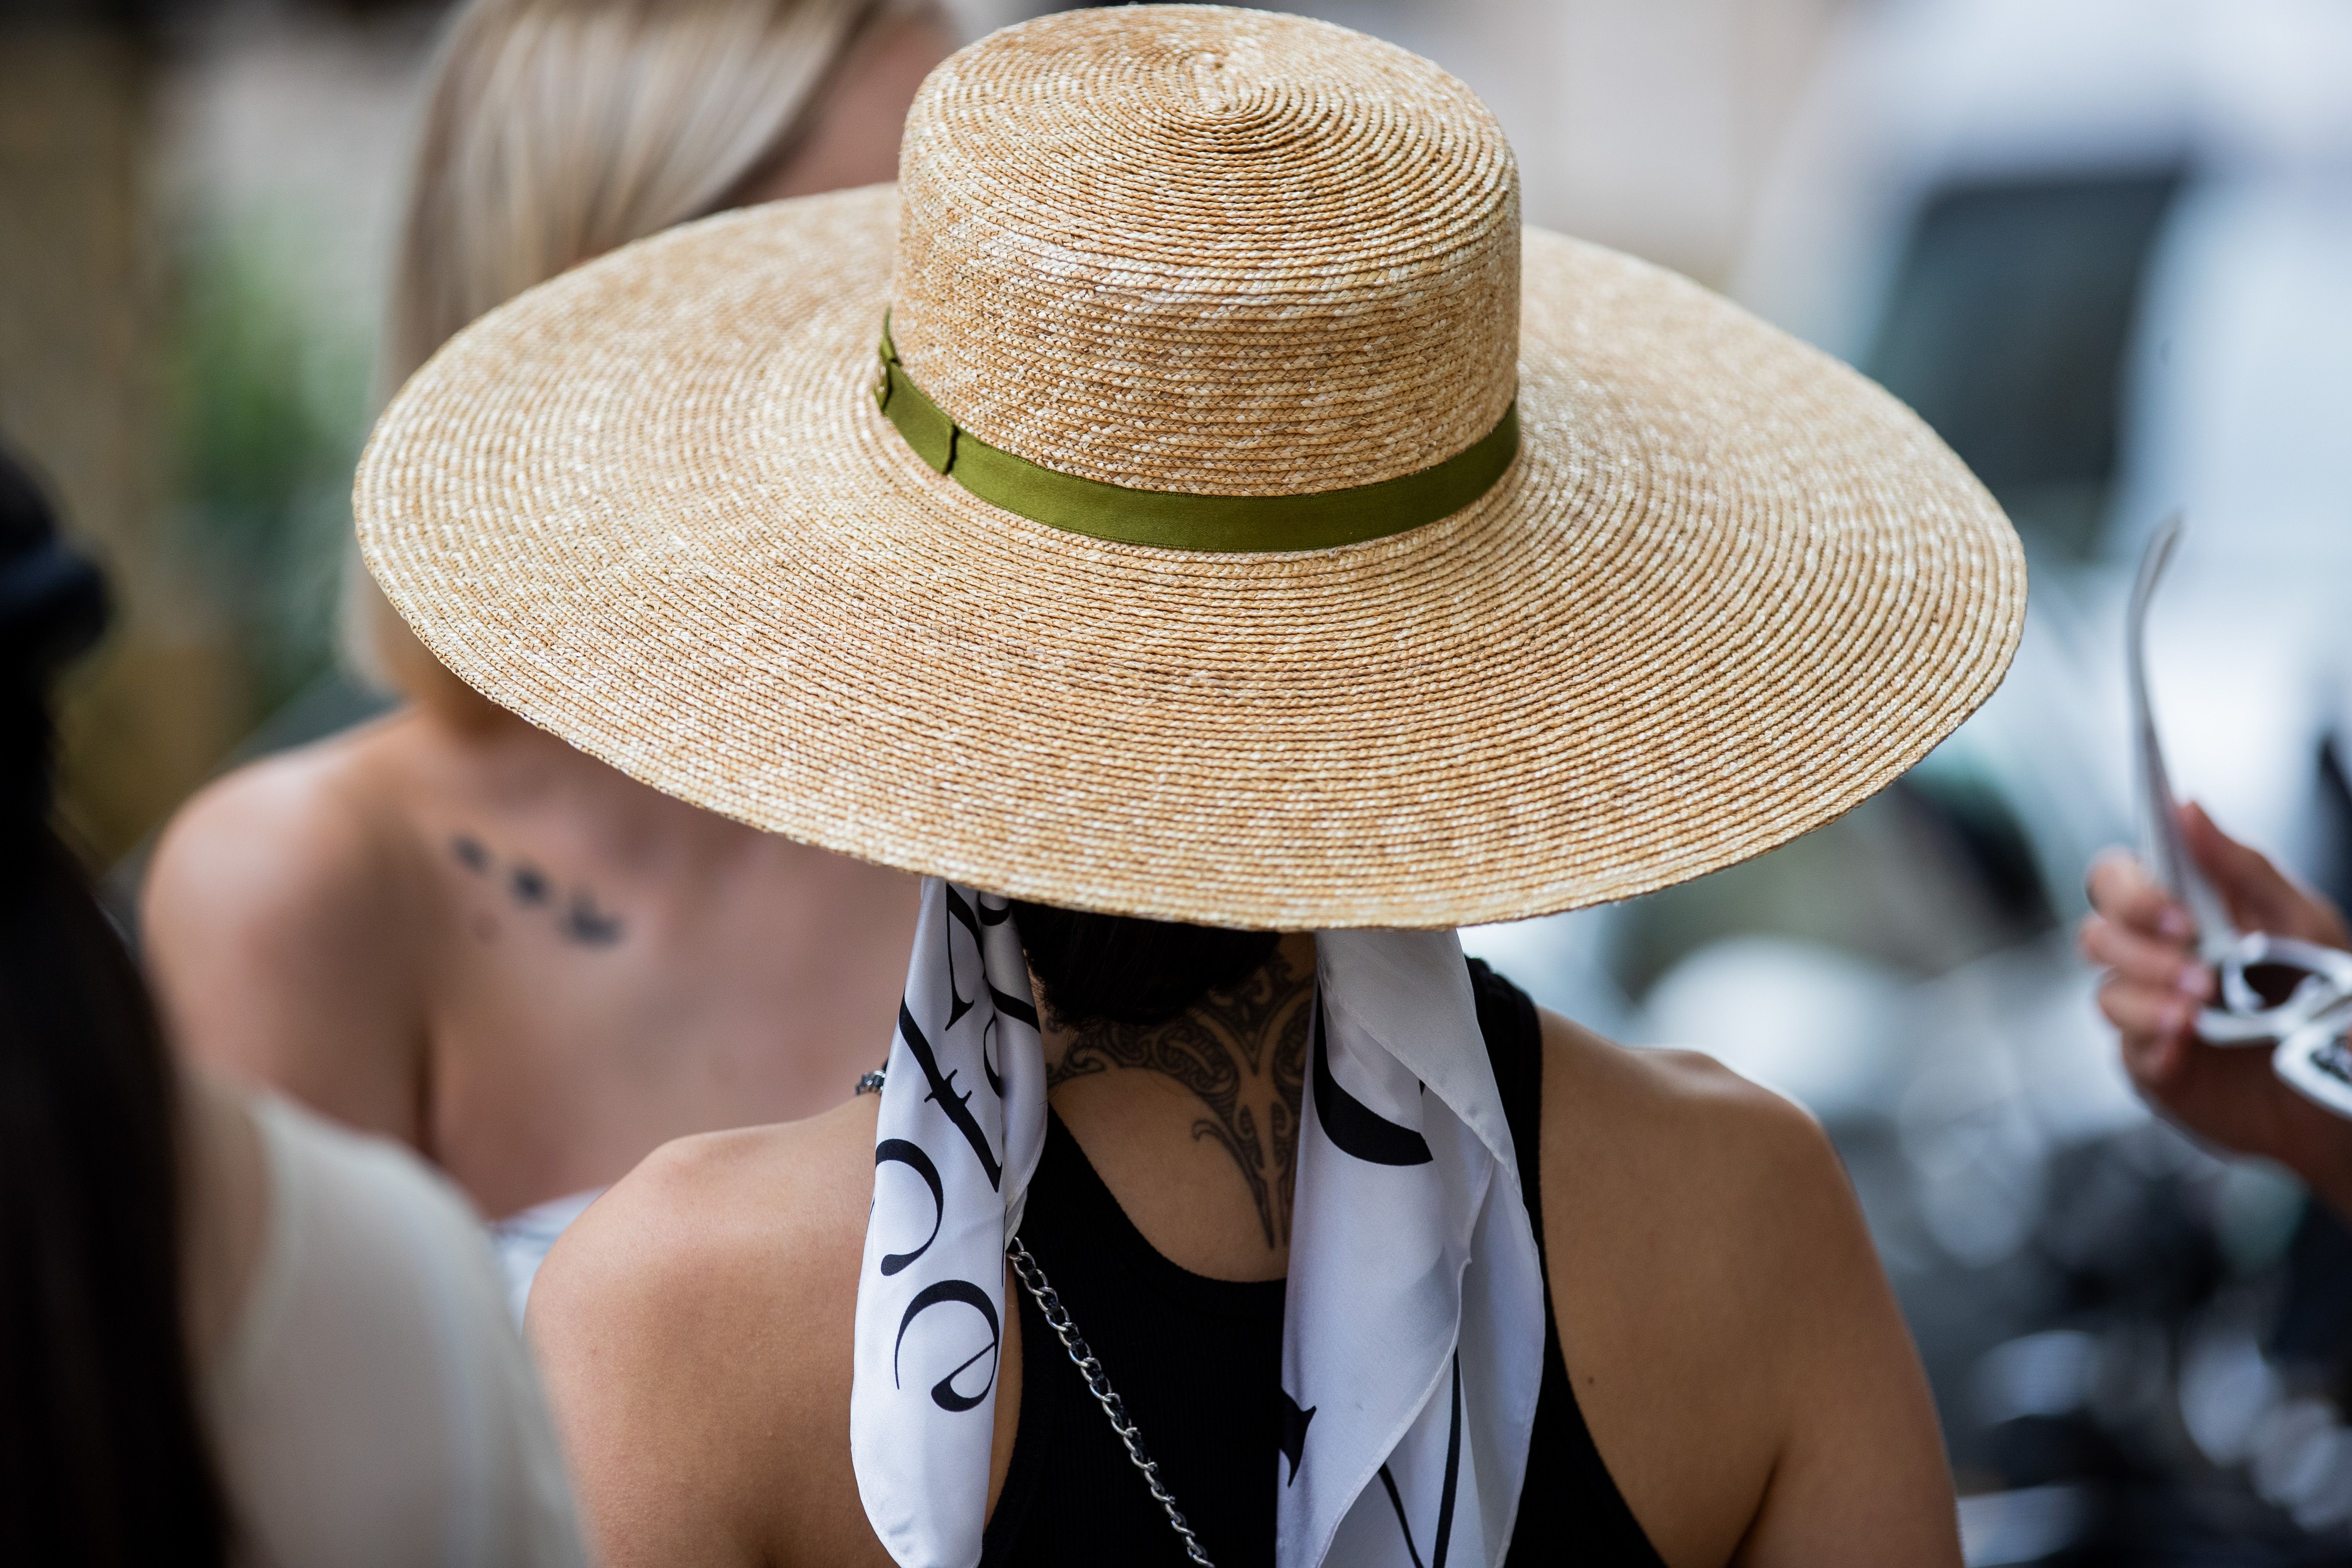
[141, 711, 442, 1127]
[527, 1099, 888, 1568]
[147, 712, 400, 897]
[141, 707, 453, 961]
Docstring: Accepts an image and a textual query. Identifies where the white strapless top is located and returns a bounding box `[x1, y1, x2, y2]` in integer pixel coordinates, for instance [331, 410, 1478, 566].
[488, 1187, 605, 1324]
[205, 1094, 588, 1568]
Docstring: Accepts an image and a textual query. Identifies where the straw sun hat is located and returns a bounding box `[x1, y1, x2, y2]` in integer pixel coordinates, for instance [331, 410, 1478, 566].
[356, 3, 2024, 931]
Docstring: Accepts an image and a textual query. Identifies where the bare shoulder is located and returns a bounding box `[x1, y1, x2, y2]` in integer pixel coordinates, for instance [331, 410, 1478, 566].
[1537, 1010, 1854, 1259]
[534, 1095, 877, 1327]
[1536, 1011, 1953, 1567]
[528, 1098, 888, 1568]
[142, 714, 439, 1122]
[1536, 1008, 1877, 1381]
[143, 710, 424, 952]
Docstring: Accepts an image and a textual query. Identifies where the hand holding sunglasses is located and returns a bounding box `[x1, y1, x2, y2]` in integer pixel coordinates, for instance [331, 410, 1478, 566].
[2128, 517, 2352, 1116]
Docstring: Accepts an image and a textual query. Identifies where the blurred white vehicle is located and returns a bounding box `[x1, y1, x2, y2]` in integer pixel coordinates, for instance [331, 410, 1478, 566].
[1739, 0, 2352, 926]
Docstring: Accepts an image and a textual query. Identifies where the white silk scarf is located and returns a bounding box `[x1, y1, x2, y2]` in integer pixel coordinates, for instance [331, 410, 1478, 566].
[850, 879, 1546, 1568]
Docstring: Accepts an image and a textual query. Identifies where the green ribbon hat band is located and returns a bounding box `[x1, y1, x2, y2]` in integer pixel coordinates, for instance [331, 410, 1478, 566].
[873, 315, 1519, 553]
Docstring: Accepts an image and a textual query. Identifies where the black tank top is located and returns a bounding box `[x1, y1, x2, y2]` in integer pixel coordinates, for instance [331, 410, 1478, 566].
[980, 960, 1666, 1567]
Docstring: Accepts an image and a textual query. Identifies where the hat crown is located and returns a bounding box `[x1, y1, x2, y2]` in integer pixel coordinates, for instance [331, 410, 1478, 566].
[889, 5, 1521, 498]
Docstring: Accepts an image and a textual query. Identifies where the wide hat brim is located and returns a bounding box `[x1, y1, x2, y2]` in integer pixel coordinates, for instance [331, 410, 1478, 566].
[356, 183, 2024, 930]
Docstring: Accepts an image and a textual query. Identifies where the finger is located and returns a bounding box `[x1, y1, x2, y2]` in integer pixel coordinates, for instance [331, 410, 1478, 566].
[2101, 980, 2196, 1094]
[2181, 801, 2347, 943]
[2080, 916, 2211, 992]
[2182, 801, 2294, 920]
[2086, 847, 2196, 940]
[2097, 974, 2199, 1042]
[2118, 1021, 2188, 1090]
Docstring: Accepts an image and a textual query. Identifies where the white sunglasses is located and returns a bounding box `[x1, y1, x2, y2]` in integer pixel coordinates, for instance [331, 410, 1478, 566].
[2130, 515, 2352, 1115]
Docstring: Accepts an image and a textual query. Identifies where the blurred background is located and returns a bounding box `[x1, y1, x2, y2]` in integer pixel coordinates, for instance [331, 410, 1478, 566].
[6, 0, 2352, 1558]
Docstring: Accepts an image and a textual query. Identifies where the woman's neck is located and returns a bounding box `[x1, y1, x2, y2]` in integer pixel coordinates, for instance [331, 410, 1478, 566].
[1041, 934, 1314, 1281]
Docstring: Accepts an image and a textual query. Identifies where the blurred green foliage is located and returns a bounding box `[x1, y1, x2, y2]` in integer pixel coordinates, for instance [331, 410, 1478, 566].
[167, 206, 373, 719]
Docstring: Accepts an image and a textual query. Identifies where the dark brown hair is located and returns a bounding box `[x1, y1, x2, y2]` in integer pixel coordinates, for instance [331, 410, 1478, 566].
[0, 448, 230, 1566]
[1009, 901, 1279, 1029]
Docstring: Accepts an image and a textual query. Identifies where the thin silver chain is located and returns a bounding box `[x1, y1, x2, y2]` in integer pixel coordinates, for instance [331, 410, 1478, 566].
[858, 1065, 1213, 1565]
[1007, 1235, 1216, 1567]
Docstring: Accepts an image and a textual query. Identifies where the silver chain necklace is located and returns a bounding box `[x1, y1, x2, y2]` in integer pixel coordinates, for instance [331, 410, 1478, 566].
[1006, 1235, 1216, 1567]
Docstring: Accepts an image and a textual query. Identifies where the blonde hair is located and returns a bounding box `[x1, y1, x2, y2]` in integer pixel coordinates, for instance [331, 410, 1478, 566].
[389, 0, 917, 385]
[357, 0, 935, 704]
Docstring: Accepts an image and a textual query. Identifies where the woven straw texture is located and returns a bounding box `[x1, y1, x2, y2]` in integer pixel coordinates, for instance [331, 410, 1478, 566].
[891, 6, 1518, 494]
[356, 7, 2024, 931]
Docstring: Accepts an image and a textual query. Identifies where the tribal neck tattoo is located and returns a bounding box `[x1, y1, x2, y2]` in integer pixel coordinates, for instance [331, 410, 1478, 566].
[1044, 947, 1312, 1250]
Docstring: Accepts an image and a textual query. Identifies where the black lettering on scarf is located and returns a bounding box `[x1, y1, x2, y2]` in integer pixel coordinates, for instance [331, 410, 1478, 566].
[942, 885, 983, 1030]
[894, 1278, 1002, 1413]
[873, 1140, 946, 1276]
[898, 1002, 1004, 1189]
[945, 885, 1039, 1098]
[1311, 1007, 1433, 1166]
[1280, 1390, 1316, 1485]
[1375, 1354, 1464, 1568]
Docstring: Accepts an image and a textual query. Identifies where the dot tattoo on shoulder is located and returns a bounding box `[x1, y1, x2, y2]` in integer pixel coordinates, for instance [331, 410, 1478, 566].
[562, 893, 624, 946]
[447, 829, 627, 948]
